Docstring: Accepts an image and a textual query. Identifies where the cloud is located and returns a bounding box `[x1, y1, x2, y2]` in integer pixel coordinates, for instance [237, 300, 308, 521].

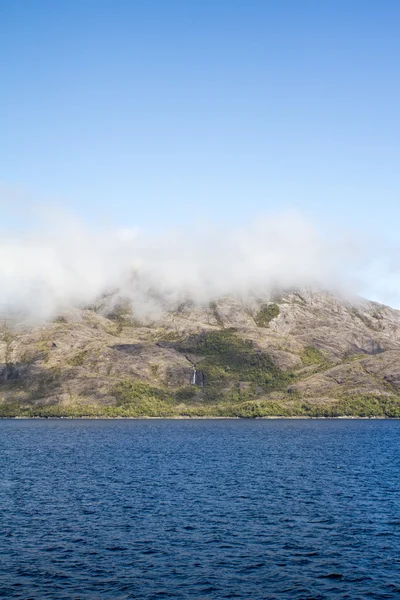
[0, 209, 398, 322]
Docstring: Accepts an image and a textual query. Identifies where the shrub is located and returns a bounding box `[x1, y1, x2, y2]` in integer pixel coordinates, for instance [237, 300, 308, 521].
[300, 346, 327, 365]
[68, 350, 90, 367]
[254, 303, 280, 327]
[175, 387, 197, 401]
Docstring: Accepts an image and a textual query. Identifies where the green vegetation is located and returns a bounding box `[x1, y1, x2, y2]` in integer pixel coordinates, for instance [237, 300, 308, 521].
[156, 329, 183, 342]
[68, 350, 90, 367]
[150, 363, 159, 377]
[175, 386, 198, 401]
[2, 393, 400, 418]
[112, 380, 175, 416]
[254, 303, 280, 327]
[300, 345, 327, 365]
[298, 395, 400, 418]
[174, 328, 295, 401]
[21, 348, 50, 364]
[114, 380, 171, 403]
[106, 303, 134, 333]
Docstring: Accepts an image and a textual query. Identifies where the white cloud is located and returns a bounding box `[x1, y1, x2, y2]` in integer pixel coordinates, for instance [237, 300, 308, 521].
[0, 209, 398, 321]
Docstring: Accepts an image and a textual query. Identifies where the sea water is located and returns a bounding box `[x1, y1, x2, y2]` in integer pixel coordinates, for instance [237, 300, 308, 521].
[0, 419, 399, 599]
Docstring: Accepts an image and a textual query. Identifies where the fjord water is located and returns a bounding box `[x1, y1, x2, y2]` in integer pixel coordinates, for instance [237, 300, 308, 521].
[0, 420, 399, 599]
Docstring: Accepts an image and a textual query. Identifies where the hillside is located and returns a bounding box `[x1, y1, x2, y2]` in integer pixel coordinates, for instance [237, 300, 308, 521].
[2, 289, 400, 417]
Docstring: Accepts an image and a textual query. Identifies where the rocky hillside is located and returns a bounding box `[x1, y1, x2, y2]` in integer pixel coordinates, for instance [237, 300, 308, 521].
[2, 289, 400, 417]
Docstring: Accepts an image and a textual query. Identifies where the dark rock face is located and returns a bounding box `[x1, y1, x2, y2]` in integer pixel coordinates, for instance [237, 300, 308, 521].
[1, 363, 17, 382]
[383, 371, 400, 390]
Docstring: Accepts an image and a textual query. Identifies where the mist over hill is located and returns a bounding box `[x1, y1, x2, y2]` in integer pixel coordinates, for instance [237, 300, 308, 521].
[1, 210, 398, 323]
[2, 210, 400, 417]
[2, 287, 400, 418]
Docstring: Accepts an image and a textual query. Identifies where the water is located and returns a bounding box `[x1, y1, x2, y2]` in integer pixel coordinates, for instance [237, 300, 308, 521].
[0, 419, 399, 599]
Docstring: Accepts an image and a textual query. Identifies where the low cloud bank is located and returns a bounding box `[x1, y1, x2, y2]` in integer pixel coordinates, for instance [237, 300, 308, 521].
[0, 211, 398, 321]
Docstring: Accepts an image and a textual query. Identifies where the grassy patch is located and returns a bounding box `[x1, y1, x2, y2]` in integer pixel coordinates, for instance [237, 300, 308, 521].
[300, 345, 327, 365]
[155, 329, 183, 343]
[112, 380, 176, 416]
[68, 350, 91, 367]
[254, 303, 280, 327]
[150, 363, 159, 377]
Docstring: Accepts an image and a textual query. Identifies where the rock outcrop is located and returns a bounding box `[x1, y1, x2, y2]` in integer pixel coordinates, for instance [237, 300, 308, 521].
[1, 289, 400, 416]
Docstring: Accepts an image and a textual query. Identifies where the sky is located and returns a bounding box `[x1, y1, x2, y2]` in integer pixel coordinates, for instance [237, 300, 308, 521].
[1, 1, 400, 314]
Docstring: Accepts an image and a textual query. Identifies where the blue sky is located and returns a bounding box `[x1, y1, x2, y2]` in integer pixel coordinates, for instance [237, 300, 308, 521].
[1, 0, 400, 237]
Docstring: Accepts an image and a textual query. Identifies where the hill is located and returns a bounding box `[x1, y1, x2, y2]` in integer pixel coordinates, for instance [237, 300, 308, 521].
[2, 289, 400, 417]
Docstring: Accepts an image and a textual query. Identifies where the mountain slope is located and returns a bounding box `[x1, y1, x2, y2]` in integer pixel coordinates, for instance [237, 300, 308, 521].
[2, 289, 400, 417]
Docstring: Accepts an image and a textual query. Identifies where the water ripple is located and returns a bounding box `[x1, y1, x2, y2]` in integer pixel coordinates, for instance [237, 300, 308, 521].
[0, 418, 399, 599]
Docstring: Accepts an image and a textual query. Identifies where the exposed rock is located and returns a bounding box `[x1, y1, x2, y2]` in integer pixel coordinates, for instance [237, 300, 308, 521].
[2, 289, 400, 415]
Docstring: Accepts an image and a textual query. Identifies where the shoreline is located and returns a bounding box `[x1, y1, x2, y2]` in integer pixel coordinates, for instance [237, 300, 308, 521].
[2, 415, 398, 420]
